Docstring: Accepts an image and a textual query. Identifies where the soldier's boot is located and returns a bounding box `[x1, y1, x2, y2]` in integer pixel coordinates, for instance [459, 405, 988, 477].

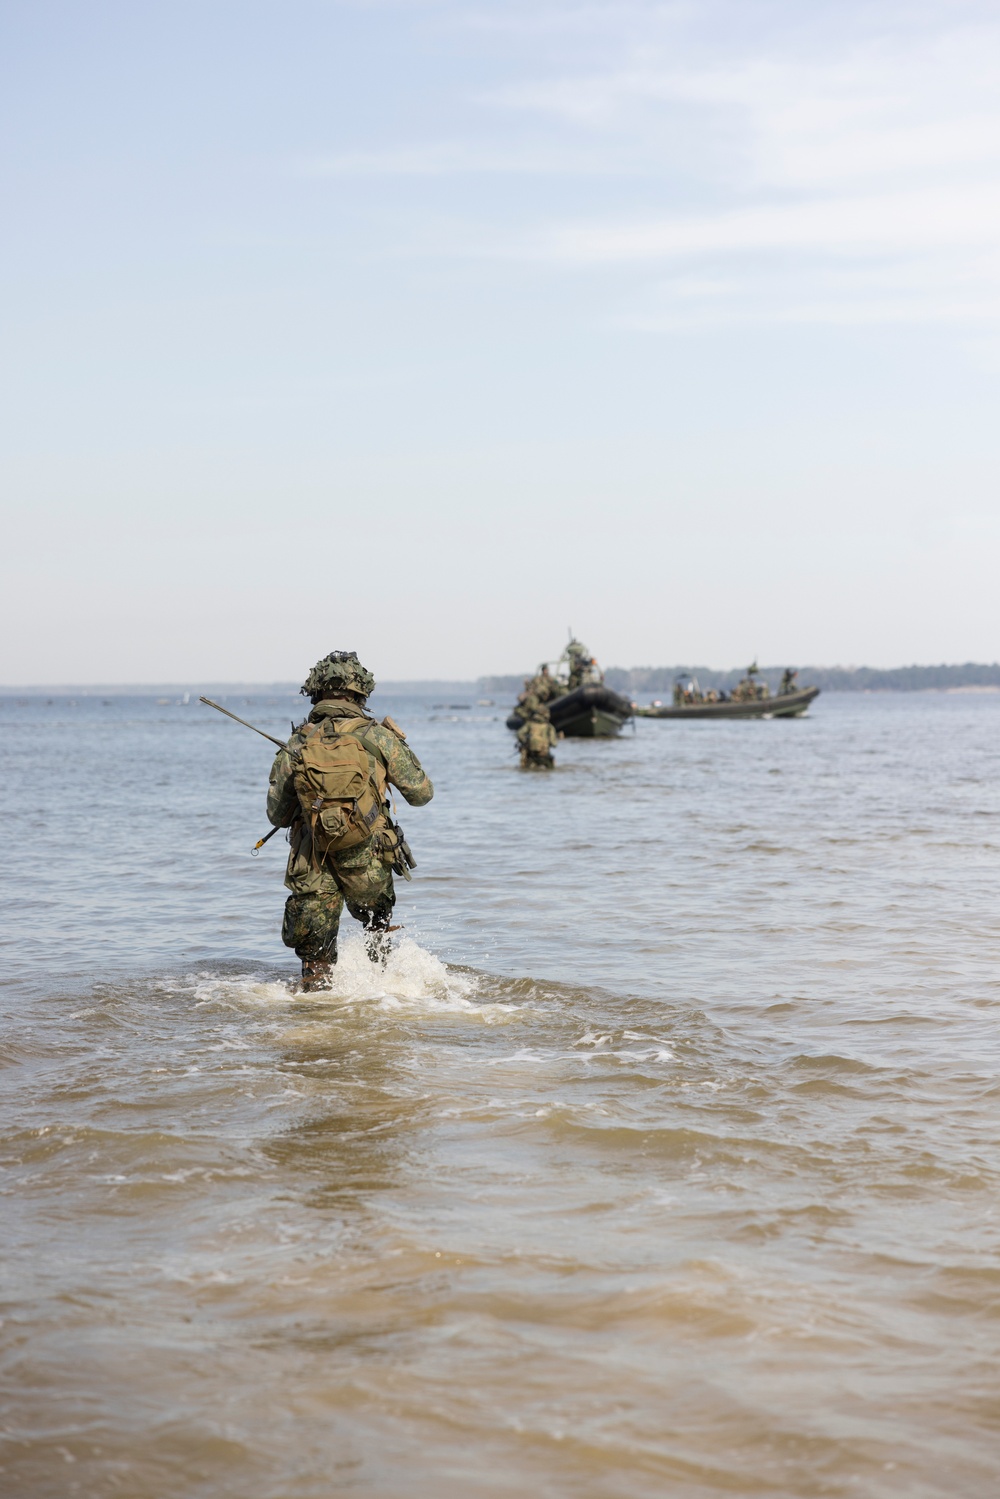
[364, 928, 392, 966]
[299, 957, 334, 992]
[362, 909, 393, 967]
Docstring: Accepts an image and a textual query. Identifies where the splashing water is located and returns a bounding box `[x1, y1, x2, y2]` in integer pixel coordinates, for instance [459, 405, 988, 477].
[187, 934, 519, 1022]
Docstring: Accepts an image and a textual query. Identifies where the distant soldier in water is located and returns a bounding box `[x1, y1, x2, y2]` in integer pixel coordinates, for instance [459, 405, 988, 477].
[517, 703, 558, 769]
[266, 651, 434, 991]
[779, 668, 798, 696]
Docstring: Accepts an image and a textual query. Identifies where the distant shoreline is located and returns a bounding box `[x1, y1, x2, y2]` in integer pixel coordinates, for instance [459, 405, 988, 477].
[0, 681, 478, 698]
[4, 667, 1000, 698]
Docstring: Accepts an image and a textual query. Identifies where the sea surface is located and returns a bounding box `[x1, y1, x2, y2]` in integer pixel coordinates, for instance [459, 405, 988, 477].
[2, 689, 999, 1498]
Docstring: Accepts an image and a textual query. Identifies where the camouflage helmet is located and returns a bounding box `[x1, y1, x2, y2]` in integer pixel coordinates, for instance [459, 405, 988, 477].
[300, 650, 376, 700]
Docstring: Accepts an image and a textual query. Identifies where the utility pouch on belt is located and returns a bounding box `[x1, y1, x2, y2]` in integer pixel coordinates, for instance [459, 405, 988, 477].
[292, 720, 387, 859]
[372, 819, 417, 880]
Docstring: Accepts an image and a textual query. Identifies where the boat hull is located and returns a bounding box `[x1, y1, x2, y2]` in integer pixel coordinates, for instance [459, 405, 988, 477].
[507, 683, 633, 738]
[636, 686, 820, 720]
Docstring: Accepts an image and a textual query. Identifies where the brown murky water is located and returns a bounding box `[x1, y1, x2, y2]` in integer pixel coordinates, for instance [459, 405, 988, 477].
[2, 692, 999, 1496]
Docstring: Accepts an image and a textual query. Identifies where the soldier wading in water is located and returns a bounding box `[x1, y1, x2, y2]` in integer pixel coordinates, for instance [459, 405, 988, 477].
[266, 651, 434, 992]
[517, 702, 558, 770]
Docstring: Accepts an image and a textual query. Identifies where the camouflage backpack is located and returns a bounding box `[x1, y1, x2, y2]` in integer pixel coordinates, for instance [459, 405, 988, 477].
[292, 719, 387, 858]
[525, 720, 552, 755]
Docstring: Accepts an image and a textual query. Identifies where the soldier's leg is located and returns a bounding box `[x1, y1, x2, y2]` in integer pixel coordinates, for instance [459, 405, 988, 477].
[329, 842, 396, 965]
[281, 890, 344, 990]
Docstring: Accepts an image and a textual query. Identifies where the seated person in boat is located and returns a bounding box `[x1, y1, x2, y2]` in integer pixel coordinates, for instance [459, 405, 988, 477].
[733, 663, 768, 702]
[675, 677, 709, 706]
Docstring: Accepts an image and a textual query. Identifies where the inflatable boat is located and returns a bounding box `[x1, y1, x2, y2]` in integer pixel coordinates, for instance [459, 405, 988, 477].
[507, 683, 634, 738]
[636, 686, 820, 720]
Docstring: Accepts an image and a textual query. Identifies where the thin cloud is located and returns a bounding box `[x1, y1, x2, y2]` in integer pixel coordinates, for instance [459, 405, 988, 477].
[611, 245, 1000, 331]
[471, 9, 1000, 327]
[294, 142, 630, 177]
[297, 3, 1000, 331]
[528, 185, 1000, 262]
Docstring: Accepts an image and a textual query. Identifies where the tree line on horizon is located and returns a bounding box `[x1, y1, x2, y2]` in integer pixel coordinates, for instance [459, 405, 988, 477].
[6, 662, 1000, 697]
[477, 663, 1000, 695]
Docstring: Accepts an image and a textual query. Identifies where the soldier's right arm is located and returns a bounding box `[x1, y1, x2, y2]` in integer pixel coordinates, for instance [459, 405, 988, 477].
[266, 743, 300, 827]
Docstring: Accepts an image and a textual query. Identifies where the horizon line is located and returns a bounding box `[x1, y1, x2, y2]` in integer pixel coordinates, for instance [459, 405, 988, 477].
[3, 660, 1000, 694]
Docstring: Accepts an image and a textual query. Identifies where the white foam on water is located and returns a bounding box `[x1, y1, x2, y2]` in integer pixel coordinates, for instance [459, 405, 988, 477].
[187, 936, 519, 1024]
[189, 978, 291, 1010]
[303, 935, 520, 1023]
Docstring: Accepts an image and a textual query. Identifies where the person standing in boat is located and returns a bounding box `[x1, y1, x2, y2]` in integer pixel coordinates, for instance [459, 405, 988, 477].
[265, 651, 434, 991]
[517, 663, 560, 712]
[527, 663, 561, 705]
[779, 668, 798, 696]
[565, 639, 603, 691]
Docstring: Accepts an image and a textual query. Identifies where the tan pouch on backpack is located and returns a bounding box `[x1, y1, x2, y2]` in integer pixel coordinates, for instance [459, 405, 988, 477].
[526, 721, 551, 754]
[292, 721, 387, 858]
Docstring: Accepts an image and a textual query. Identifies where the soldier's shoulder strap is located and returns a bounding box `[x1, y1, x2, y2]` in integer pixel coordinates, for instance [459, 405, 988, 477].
[288, 719, 319, 756]
[348, 715, 392, 762]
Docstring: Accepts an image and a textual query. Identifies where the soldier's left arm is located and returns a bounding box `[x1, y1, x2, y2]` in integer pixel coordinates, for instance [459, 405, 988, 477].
[368, 724, 434, 806]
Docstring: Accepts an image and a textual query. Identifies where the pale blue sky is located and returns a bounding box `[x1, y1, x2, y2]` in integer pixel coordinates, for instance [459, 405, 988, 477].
[3, 0, 999, 683]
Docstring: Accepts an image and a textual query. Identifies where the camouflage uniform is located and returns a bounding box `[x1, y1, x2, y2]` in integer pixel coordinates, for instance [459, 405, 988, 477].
[526, 666, 561, 705]
[516, 706, 558, 770]
[564, 639, 602, 691]
[733, 664, 764, 703]
[267, 653, 433, 986]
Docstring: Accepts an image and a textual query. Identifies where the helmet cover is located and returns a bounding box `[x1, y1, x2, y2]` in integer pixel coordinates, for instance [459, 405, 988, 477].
[300, 650, 376, 700]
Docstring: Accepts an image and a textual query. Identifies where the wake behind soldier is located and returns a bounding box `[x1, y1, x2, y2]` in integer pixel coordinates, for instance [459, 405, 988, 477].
[517, 702, 558, 770]
[266, 651, 434, 991]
